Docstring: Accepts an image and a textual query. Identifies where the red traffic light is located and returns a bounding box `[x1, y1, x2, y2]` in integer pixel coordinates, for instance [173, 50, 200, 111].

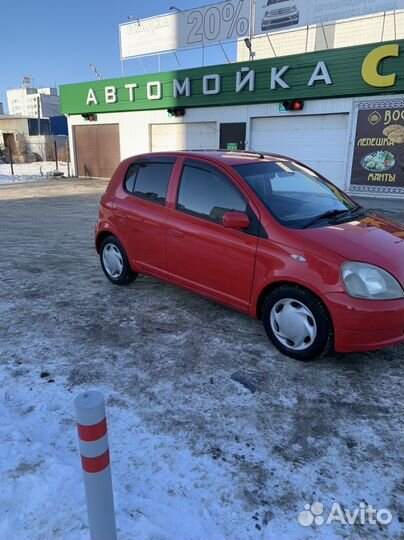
[82, 113, 97, 122]
[167, 107, 186, 117]
[282, 99, 304, 111]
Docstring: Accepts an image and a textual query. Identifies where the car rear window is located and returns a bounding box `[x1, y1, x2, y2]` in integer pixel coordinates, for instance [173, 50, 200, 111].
[124, 160, 174, 205]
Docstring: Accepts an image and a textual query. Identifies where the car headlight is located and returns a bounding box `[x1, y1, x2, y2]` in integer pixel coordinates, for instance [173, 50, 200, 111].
[341, 262, 404, 300]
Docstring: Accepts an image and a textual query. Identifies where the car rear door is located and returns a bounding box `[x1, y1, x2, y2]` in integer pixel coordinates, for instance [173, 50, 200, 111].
[113, 157, 176, 279]
[166, 158, 260, 312]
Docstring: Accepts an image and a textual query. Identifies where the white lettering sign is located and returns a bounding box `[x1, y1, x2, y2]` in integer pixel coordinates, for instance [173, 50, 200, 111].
[86, 88, 98, 105]
[125, 83, 138, 101]
[147, 81, 162, 100]
[236, 68, 255, 92]
[105, 86, 117, 103]
[203, 74, 221, 95]
[173, 78, 191, 97]
[271, 66, 290, 90]
[308, 61, 333, 86]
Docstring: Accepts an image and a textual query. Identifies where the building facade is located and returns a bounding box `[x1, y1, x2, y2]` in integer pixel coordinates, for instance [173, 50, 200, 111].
[60, 39, 404, 196]
[7, 87, 61, 118]
[0, 115, 67, 163]
[237, 11, 404, 61]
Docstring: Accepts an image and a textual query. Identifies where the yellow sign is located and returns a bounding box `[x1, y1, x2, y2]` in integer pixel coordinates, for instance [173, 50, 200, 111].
[361, 44, 400, 88]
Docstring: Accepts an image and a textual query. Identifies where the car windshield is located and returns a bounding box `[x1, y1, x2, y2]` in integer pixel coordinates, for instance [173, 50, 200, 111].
[232, 160, 362, 229]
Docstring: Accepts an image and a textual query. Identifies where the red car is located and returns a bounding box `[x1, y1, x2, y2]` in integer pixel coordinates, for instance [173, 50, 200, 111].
[95, 151, 404, 361]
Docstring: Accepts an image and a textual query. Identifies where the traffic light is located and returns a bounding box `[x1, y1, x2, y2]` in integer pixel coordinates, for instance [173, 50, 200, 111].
[167, 107, 185, 117]
[282, 99, 304, 111]
[82, 113, 97, 121]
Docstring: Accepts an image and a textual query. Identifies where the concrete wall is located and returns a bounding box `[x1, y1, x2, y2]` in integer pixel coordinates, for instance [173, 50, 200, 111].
[26, 135, 68, 161]
[0, 117, 30, 148]
[0, 116, 29, 137]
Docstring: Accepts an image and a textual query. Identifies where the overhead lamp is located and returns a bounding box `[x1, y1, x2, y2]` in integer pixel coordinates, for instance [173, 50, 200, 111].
[244, 38, 255, 61]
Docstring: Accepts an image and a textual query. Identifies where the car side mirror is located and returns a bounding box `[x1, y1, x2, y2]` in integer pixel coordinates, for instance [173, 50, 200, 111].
[222, 211, 250, 230]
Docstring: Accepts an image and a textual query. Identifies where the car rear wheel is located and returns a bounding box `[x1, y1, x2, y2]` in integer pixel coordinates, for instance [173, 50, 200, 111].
[100, 236, 137, 285]
[262, 285, 332, 361]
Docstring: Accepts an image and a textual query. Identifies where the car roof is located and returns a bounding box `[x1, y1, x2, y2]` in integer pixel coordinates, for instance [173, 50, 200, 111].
[131, 150, 290, 166]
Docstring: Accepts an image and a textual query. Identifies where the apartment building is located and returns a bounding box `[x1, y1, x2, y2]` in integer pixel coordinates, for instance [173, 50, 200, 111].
[6, 87, 61, 118]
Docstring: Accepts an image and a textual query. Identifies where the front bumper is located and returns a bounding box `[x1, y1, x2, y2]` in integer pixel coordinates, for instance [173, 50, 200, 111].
[323, 292, 404, 353]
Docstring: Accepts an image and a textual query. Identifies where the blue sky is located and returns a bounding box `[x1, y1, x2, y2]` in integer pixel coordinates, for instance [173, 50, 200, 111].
[1, 0, 239, 113]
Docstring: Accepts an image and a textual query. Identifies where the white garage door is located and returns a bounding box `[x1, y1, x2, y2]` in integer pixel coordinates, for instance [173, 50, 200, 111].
[151, 122, 217, 152]
[250, 114, 349, 188]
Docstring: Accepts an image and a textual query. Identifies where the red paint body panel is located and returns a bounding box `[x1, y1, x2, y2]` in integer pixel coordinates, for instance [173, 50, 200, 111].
[294, 216, 404, 287]
[323, 292, 404, 352]
[96, 151, 404, 355]
[114, 186, 169, 279]
[166, 207, 258, 311]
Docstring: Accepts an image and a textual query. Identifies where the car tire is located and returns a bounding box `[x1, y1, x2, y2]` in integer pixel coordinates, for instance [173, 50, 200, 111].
[100, 235, 137, 286]
[262, 285, 333, 361]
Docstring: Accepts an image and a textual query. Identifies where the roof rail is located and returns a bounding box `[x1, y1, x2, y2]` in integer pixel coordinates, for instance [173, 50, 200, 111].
[182, 148, 268, 158]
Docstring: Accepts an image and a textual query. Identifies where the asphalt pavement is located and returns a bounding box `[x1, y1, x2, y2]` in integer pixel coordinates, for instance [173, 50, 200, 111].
[0, 178, 403, 539]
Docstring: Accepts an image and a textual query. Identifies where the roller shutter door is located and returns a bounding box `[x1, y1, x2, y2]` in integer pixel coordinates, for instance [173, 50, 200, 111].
[74, 124, 120, 178]
[250, 114, 349, 188]
[151, 123, 217, 152]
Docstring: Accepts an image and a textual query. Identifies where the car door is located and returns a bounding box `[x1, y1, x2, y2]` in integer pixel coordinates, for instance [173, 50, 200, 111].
[113, 157, 176, 279]
[166, 158, 260, 311]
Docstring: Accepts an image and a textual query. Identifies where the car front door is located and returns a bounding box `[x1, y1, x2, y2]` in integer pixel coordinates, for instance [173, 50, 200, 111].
[166, 158, 260, 312]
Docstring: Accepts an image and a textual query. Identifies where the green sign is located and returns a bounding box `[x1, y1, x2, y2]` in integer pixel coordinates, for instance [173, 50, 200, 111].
[226, 142, 238, 151]
[60, 40, 404, 115]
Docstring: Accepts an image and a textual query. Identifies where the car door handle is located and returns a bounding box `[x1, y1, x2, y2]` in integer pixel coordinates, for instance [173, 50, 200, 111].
[169, 229, 185, 239]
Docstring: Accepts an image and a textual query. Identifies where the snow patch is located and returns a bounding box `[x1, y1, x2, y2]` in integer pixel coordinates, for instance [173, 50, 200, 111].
[0, 162, 69, 185]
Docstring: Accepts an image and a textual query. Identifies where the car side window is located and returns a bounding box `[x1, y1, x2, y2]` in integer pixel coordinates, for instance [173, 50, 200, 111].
[124, 164, 139, 193]
[177, 163, 247, 223]
[124, 161, 174, 206]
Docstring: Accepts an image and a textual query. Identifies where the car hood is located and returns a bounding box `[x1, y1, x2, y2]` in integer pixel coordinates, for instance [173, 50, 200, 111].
[297, 213, 404, 286]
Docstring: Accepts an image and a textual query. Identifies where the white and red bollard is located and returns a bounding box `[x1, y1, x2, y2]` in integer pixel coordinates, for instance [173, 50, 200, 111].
[74, 391, 117, 540]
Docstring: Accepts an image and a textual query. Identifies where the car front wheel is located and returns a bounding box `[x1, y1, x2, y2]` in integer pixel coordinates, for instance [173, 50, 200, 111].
[262, 285, 333, 361]
[100, 236, 137, 285]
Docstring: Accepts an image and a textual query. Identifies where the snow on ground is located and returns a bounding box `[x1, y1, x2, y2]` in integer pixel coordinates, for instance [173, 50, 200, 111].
[0, 369, 230, 540]
[0, 180, 403, 540]
[0, 161, 68, 184]
[1, 335, 403, 540]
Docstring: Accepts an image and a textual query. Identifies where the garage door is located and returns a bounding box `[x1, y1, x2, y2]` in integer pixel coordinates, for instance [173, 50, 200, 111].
[75, 124, 120, 178]
[151, 123, 217, 152]
[250, 114, 348, 188]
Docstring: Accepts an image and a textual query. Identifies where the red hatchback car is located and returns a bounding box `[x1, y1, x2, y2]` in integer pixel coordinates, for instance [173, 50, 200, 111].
[96, 151, 404, 361]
